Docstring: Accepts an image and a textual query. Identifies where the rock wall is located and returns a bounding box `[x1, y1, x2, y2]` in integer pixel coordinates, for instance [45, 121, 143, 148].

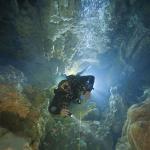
[116, 96, 150, 150]
[0, 65, 49, 150]
[0, 1, 81, 149]
[0, 0, 80, 87]
[0, 0, 150, 150]
[107, 0, 150, 105]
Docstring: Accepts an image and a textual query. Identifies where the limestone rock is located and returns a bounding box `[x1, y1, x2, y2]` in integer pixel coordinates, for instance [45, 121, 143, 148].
[0, 65, 27, 92]
[116, 98, 150, 150]
[0, 66, 49, 150]
[0, 84, 42, 149]
[0, 127, 32, 150]
[107, 86, 127, 137]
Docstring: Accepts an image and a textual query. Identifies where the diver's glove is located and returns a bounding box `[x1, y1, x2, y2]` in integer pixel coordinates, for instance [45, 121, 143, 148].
[60, 108, 71, 117]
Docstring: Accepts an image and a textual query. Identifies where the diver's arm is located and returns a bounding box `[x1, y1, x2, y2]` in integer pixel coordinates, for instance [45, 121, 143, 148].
[60, 108, 70, 117]
[48, 97, 70, 116]
[49, 104, 70, 117]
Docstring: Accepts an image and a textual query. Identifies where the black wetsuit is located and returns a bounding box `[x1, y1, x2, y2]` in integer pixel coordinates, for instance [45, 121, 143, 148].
[48, 75, 95, 115]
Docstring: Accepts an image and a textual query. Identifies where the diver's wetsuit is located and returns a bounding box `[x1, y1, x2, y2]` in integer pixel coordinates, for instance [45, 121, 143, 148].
[48, 75, 95, 115]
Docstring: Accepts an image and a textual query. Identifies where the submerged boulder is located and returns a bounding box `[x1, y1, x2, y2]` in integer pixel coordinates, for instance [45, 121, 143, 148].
[0, 127, 32, 150]
[0, 65, 50, 150]
[0, 83, 43, 150]
[116, 97, 150, 150]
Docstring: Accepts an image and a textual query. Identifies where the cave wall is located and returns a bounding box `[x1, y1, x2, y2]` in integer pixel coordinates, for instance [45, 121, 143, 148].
[1, 0, 149, 91]
[103, 0, 150, 106]
[0, 0, 150, 150]
[0, 0, 81, 87]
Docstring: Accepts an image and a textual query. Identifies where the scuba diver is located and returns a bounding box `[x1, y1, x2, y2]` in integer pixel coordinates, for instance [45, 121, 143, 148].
[48, 74, 95, 117]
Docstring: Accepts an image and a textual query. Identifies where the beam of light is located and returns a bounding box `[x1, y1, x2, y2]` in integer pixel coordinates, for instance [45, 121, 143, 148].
[65, 62, 80, 76]
[55, 74, 66, 85]
[82, 67, 110, 107]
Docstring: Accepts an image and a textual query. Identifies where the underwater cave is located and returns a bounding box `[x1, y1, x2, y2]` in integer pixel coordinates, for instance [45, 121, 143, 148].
[0, 0, 150, 150]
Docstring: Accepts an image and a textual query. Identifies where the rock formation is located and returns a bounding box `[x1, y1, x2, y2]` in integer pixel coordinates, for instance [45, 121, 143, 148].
[0, 0, 150, 150]
[116, 93, 150, 150]
[0, 65, 50, 150]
